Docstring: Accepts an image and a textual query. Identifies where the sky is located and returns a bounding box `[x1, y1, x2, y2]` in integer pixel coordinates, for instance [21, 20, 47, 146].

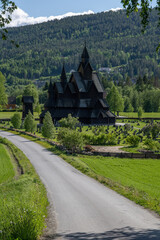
[7, 0, 157, 27]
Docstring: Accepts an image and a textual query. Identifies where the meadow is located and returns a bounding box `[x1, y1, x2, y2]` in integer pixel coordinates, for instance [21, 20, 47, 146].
[0, 137, 48, 240]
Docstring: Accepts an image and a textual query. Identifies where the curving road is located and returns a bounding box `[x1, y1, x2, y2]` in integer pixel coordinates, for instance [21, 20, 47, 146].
[1, 130, 160, 239]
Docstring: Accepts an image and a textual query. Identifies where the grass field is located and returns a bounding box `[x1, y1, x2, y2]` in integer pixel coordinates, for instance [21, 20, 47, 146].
[0, 144, 15, 184]
[119, 112, 160, 118]
[0, 111, 39, 119]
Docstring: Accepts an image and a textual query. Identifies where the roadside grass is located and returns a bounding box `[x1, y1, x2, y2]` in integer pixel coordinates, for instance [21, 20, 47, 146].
[0, 144, 15, 184]
[4, 129, 160, 216]
[0, 137, 48, 240]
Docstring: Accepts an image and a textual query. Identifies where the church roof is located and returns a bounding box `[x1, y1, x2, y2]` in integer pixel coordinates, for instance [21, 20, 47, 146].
[92, 73, 104, 93]
[55, 82, 64, 94]
[72, 72, 86, 92]
[22, 96, 34, 103]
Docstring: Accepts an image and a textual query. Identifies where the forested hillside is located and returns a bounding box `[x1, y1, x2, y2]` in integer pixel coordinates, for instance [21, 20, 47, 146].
[0, 8, 160, 85]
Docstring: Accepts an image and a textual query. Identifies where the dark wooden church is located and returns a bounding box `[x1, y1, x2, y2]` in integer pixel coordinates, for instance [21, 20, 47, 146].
[40, 45, 115, 125]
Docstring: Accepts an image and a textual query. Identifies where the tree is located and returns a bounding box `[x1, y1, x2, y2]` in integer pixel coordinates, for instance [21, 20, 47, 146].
[138, 106, 143, 118]
[24, 111, 36, 133]
[0, 72, 7, 107]
[107, 85, 124, 114]
[11, 112, 21, 129]
[59, 114, 80, 129]
[23, 85, 39, 108]
[42, 111, 54, 139]
[0, 0, 17, 42]
[57, 128, 84, 153]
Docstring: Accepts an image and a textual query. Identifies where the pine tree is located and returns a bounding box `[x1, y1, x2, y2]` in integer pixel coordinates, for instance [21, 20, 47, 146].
[24, 111, 36, 133]
[11, 112, 21, 129]
[0, 72, 7, 107]
[42, 111, 54, 139]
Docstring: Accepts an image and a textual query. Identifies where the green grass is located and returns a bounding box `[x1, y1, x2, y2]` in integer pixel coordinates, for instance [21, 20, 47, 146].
[0, 144, 15, 184]
[119, 112, 160, 118]
[0, 137, 48, 240]
[0, 111, 39, 119]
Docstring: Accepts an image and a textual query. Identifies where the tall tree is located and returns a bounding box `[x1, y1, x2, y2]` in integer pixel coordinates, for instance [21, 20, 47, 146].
[23, 85, 39, 107]
[107, 85, 124, 114]
[0, 71, 7, 106]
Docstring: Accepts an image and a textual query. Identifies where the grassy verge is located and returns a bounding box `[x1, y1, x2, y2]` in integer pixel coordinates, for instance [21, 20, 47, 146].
[0, 137, 48, 240]
[0, 144, 15, 184]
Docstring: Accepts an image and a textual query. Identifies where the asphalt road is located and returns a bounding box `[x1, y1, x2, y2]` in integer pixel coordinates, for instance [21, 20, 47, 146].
[1, 130, 160, 240]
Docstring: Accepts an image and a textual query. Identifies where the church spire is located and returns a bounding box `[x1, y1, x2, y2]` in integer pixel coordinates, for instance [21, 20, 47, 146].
[48, 78, 53, 93]
[60, 63, 67, 87]
[81, 41, 89, 65]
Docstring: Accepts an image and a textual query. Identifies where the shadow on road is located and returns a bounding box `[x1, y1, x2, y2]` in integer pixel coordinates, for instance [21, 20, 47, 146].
[43, 226, 160, 239]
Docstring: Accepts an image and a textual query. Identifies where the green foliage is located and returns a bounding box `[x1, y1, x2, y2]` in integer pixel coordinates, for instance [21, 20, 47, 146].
[0, 0, 17, 41]
[138, 106, 143, 118]
[121, 0, 160, 34]
[11, 112, 21, 129]
[0, 9, 160, 83]
[23, 85, 39, 107]
[59, 114, 79, 129]
[57, 128, 84, 152]
[82, 132, 116, 146]
[0, 137, 48, 240]
[126, 135, 140, 147]
[151, 123, 160, 139]
[144, 138, 160, 151]
[42, 111, 54, 139]
[24, 111, 36, 133]
[0, 72, 7, 106]
[107, 85, 124, 113]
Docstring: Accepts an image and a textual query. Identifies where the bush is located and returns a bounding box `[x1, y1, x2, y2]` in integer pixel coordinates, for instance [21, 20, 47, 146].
[124, 123, 131, 131]
[138, 107, 143, 118]
[11, 112, 21, 129]
[42, 111, 54, 139]
[144, 139, 160, 151]
[24, 111, 36, 133]
[57, 128, 84, 152]
[126, 135, 140, 147]
[82, 132, 116, 146]
[59, 114, 79, 129]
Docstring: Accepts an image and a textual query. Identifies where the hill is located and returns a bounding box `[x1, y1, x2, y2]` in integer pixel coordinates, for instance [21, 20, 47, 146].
[0, 8, 160, 85]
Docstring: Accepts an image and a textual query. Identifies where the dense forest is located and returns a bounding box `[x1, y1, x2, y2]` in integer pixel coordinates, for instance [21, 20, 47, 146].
[0, 8, 160, 87]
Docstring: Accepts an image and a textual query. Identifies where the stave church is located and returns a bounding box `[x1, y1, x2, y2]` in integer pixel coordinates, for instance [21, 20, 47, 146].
[40, 45, 115, 125]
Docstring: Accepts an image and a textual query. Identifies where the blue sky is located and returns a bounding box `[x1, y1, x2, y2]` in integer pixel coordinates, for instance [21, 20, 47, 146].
[14, 0, 157, 17]
[9, 0, 157, 27]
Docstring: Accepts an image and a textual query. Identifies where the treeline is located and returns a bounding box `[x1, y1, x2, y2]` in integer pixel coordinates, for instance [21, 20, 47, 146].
[105, 74, 160, 113]
[0, 8, 160, 84]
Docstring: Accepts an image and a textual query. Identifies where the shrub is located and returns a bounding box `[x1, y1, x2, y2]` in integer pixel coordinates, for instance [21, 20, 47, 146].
[151, 123, 160, 139]
[11, 112, 21, 129]
[24, 111, 36, 133]
[126, 135, 140, 147]
[124, 123, 131, 131]
[144, 139, 160, 151]
[57, 128, 84, 152]
[138, 107, 143, 118]
[59, 114, 79, 129]
[42, 111, 54, 139]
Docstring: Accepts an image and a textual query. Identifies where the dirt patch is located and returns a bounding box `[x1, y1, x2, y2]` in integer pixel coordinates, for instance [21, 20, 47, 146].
[92, 146, 126, 153]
